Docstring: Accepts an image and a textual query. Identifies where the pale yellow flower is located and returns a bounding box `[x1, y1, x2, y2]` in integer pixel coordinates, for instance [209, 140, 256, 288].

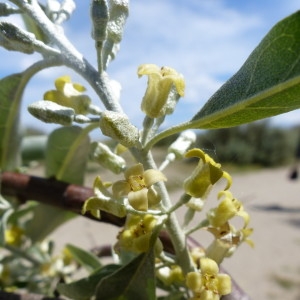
[138, 64, 185, 118]
[115, 214, 162, 254]
[5, 225, 24, 246]
[186, 257, 231, 300]
[207, 191, 250, 228]
[44, 75, 91, 114]
[112, 163, 167, 211]
[208, 223, 254, 250]
[183, 149, 231, 198]
[82, 176, 126, 219]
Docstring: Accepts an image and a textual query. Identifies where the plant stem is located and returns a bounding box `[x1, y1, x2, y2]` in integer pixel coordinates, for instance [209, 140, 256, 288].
[144, 121, 192, 151]
[13, 0, 122, 113]
[13, 0, 196, 276]
[130, 148, 195, 274]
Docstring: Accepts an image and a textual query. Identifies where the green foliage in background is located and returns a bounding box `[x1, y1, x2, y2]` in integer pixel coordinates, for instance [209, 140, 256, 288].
[197, 122, 299, 167]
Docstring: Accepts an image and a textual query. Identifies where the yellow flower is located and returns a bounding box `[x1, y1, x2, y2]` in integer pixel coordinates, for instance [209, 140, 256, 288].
[115, 214, 162, 254]
[186, 257, 231, 300]
[5, 225, 24, 246]
[138, 64, 185, 118]
[44, 75, 91, 115]
[82, 176, 126, 219]
[183, 149, 231, 198]
[205, 221, 254, 264]
[207, 191, 250, 228]
[112, 163, 167, 211]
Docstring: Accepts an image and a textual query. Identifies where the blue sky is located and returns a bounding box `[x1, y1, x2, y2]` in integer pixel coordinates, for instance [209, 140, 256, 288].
[1, 0, 300, 135]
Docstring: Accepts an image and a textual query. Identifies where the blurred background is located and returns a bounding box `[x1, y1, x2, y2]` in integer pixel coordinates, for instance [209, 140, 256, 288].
[1, 0, 300, 135]
[2, 2, 300, 299]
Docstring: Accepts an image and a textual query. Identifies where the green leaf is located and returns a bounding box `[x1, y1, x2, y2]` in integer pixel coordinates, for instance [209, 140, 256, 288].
[66, 243, 102, 273]
[95, 248, 156, 300]
[189, 11, 300, 129]
[0, 73, 24, 170]
[45, 126, 90, 184]
[57, 264, 120, 300]
[25, 203, 75, 243]
[25, 126, 90, 242]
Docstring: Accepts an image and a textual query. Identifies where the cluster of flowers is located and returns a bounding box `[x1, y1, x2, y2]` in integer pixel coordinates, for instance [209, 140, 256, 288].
[1, 225, 77, 292]
[26, 65, 253, 299]
[82, 145, 253, 299]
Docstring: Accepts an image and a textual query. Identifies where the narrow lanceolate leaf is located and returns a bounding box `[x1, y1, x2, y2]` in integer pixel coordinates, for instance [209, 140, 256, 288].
[0, 73, 24, 170]
[189, 11, 300, 129]
[96, 248, 156, 300]
[57, 264, 120, 300]
[66, 243, 102, 273]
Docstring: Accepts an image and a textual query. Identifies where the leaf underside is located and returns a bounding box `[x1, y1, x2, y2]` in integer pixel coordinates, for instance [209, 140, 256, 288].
[190, 11, 300, 129]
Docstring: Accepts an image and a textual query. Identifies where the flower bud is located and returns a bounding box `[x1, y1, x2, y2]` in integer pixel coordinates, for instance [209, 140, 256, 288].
[90, 142, 126, 173]
[28, 100, 75, 125]
[60, 0, 76, 19]
[91, 0, 109, 42]
[168, 130, 196, 159]
[99, 110, 139, 147]
[0, 22, 36, 54]
[0, 3, 15, 17]
[107, 0, 129, 43]
[186, 198, 204, 211]
[46, 0, 61, 17]
[47, 0, 76, 24]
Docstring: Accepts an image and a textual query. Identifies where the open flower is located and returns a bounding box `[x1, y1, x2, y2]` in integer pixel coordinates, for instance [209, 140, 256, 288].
[44, 75, 91, 115]
[112, 163, 167, 211]
[186, 257, 231, 300]
[207, 191, 250, 228]
[5, 225, 24, 246]
[138, 64, 185, 118]
[183, 149, 231, 199]
[115, 214, 162, 254]
[206, 222, 254, 264]
[82, 176, 126, 219]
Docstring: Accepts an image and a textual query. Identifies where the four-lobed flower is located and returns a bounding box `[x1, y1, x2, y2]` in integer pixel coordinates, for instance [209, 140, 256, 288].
[115, 214, 162, 254]
[207, 190, 250, 228]
[112, 163, 167, 211]
[186, 257, 231, 300]
[44, 75, 91, 115]
[206, 222, 254, 264]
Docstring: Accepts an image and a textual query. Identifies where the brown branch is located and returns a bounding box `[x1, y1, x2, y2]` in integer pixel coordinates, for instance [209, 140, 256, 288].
[0, 171, 125, 226]
[0, 171, 250, 300]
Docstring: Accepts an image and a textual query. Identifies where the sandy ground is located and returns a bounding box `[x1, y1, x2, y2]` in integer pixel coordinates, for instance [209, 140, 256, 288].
[47, 166, 300, 300]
